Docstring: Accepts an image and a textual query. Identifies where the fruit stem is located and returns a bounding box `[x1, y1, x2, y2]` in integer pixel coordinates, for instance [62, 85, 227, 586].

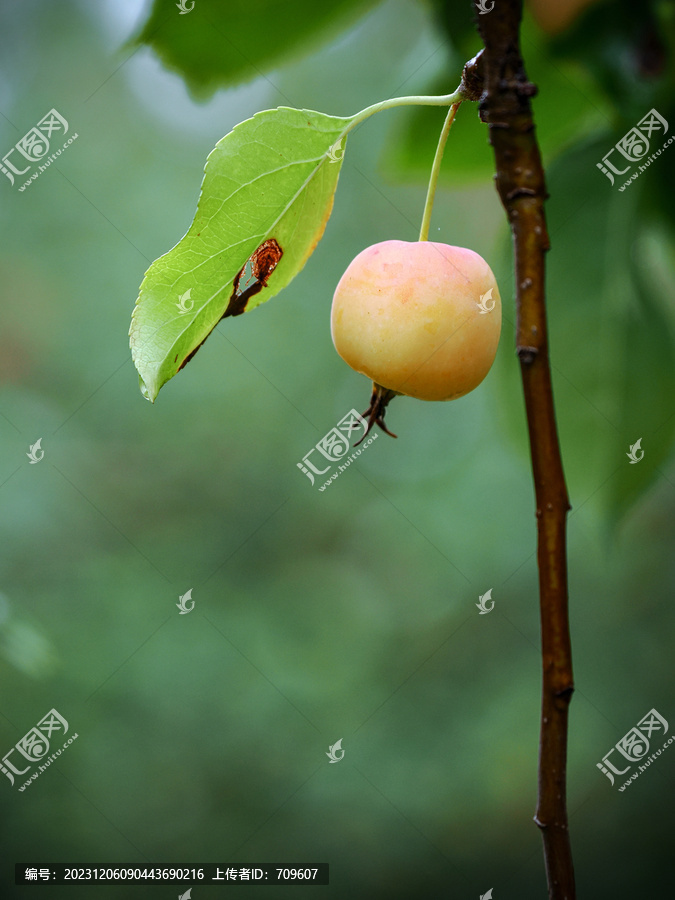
[418, 101, 462, 241]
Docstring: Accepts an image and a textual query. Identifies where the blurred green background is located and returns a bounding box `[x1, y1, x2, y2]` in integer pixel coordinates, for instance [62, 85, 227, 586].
[1, 0, 674, 897]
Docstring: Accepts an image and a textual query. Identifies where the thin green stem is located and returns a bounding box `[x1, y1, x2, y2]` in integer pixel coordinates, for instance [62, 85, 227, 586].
[345, 88, 464, 133]
[418, 101, 461, 241]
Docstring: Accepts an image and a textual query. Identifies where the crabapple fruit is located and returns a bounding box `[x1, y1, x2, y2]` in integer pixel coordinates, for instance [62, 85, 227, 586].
[331, 240, 501, 412]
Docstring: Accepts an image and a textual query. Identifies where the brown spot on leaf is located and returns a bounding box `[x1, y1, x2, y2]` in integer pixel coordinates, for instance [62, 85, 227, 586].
[175, 238, 283, 375]
[223, 238, 283, 318]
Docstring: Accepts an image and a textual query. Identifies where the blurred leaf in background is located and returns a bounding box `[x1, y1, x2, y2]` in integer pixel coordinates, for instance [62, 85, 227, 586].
[133, 0, 384, 97]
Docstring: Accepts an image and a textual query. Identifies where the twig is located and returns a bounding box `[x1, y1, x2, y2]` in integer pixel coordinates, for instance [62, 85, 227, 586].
[471, 3, 576, 897]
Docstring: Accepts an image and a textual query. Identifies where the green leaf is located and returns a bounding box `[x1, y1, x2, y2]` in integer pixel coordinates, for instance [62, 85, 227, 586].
[607, 234, 675, 518]
[133, 0, 382, 98]
[130, 107, 352, 402]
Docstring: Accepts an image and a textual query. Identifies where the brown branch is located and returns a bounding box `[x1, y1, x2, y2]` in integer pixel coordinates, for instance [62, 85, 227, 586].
[471, 2, 575, 898]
